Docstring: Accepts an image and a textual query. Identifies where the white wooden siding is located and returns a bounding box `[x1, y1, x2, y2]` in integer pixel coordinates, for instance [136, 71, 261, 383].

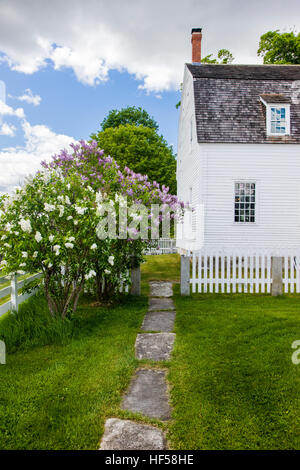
[176, 66, 300, 253]
[200, 143, 300, 250]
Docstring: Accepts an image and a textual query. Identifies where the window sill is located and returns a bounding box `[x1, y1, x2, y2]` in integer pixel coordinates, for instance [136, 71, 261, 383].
[232, 222, 258, 226]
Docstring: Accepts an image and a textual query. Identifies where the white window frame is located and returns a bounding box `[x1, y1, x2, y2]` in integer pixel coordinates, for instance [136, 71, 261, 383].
[260, 98, 290, 136]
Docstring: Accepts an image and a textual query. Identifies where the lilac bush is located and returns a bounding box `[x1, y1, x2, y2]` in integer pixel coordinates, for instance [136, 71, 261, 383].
[42, 140, 184, 300]
[0, 169, 116, 317]
[0, 141, 185, 315]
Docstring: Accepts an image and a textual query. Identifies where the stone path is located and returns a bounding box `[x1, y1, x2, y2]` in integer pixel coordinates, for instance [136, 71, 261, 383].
[100, 418, 166, 450]
[99, 280, 176, 450]
[141, 311, 175, 333]
[121, 369, 171, 420]
[135, 333, 176, 361]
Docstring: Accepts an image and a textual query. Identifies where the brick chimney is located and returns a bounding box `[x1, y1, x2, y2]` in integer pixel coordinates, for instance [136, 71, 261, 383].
[191, 28, 202, 63]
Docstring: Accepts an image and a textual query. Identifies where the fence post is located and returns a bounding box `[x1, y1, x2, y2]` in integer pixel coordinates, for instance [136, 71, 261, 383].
[11, 272, 18, 312]
[271, 257, 283, 296]
[131, 265, 141, 296]
[180, 255, 190, 296]
[0, 340, 5, 365]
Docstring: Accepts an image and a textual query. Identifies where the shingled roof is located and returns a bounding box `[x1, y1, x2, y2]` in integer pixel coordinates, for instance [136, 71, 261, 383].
[186, 64, 300, 143]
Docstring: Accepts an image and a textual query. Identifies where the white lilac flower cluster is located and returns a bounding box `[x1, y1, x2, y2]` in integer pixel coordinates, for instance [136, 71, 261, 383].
[19, 219, 32, 233]
[85, 269, 96, 280]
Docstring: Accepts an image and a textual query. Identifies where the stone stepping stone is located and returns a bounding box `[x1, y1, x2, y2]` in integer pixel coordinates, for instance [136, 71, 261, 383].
[99, 418, 166, 450]
[135, 333, 176, 361]
[149, 297, 175, 311]
[141, 311, 175, 332]
[150, 281, 173, 298]
[121, 369, 171, 420]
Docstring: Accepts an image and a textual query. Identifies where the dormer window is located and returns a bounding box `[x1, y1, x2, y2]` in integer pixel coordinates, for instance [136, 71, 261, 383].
[260, 94, 291, 136]
[270, 106, 287, 134]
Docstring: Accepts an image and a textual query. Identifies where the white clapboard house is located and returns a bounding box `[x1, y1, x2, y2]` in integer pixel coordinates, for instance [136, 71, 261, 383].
[176, 29, 300, 294]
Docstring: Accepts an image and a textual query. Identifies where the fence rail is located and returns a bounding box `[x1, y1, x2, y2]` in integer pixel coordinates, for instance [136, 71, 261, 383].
[0, 271, 42, 317]
[0, 265, 136, 318]
[144, 238, 177, 255]
[189, 250, 300, 294]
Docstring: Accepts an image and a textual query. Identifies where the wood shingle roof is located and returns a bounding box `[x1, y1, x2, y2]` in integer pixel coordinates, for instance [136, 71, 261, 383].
[186, 64, 300, 143]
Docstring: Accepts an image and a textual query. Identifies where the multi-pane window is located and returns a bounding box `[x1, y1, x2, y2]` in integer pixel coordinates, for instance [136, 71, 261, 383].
[234, 182, 256, 223]
[260, 96, 290, 136]
[270, 106, 287, 134]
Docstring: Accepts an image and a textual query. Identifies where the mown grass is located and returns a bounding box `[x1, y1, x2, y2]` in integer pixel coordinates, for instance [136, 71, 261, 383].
[1, 254, 300, 450]
[0, 292, 148, 449]
[141, 253, 180, 296]
[169, 288, 300, 449]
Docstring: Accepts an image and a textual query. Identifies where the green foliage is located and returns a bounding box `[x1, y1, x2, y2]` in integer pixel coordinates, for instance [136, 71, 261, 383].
[202, 49, 234, 64]
[0, 169, 111, 318]
[91, 124, 177, 194]
[0, 141, 183, 318]
[100, 106, 159, 131]
[257, 30, 300, 64]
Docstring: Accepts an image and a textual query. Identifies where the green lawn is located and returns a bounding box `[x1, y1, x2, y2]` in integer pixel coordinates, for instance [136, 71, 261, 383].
[0, 294, 150, 450]
[169, 289, 300, 449]
[1, 254, 300, 449]
[141, 253, 180, 281]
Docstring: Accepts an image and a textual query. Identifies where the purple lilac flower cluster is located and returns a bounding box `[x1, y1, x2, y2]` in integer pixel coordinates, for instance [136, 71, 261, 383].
[41, 140, 185, 219]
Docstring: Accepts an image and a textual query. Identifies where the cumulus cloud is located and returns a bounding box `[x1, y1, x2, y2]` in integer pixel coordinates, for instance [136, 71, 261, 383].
[0, 122, 16, 136]
[0, 0, 299, 92]
[0, 100, 25, 118]
[0, 123, 16, 137]
[0, 80, 5, 103]
[0, 120, 75, 194]
[10, 88, 41, 106]
[0, 98, 23, 138]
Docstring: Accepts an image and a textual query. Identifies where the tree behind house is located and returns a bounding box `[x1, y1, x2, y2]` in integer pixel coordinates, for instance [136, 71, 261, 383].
[257, 30, 300, 64]
[91, 106, 177, 194]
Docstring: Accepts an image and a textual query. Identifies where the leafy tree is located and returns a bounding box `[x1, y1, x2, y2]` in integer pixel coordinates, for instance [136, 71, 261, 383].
[91, 124, 177, 194]
[100, 106, 159, 131]
[257, 30, 300, 64]
[202, 49, 234, 64]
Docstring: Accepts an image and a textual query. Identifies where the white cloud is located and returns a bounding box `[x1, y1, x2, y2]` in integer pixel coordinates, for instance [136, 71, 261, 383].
[0, 120, 75, 194]
[0, 100, 25, 118]
[50, 46, 109, 86]
[0, 122, 16, 136]
[11, 88, 41, 106]
[0, 99, 23, 138]
[0, 80, 5, 103]
[0, 0, 300, 93]
[0, 0, 299, 93]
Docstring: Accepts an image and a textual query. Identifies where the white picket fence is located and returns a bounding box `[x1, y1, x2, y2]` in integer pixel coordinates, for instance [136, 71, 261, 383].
[190, 250, 300, 294]
[0, 271, 42, 317]
[144, 238, 177, 255]
[0, 266, 133, 318]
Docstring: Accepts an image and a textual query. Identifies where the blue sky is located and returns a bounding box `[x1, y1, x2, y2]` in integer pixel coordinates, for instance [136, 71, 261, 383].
[0, 0, 299, 193]
[0, 60, 180, 150]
